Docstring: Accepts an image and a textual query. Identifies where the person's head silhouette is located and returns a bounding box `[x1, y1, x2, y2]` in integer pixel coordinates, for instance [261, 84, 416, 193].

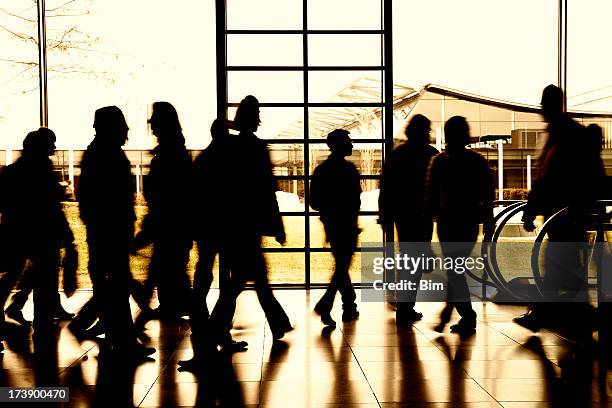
[148, 101, 184, 145]
[326, 129, 352, 158]
[234, 95, 260, 133]
[405, 114, 431, 146]
[586, 123, 604, 156]
[93, 106, 129, 147]
[22, 127, 56, 158]
[444, 116, 470, 153]
[210, 118, 228, 141]
[541, 84, 564, 123]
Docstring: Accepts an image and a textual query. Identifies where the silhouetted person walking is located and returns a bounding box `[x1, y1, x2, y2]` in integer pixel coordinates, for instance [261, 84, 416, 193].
[73, 106, 153, 360]
[426, 116, 494, 335]
[191, 119, 231, 319]
[516, 85, 604, 332]
[379, 114, 439, 325]
[180, 97, 292, 371]
[134, 102, 194, 320]
[0, 128, 77, 334]
[311, 129, 361, 327]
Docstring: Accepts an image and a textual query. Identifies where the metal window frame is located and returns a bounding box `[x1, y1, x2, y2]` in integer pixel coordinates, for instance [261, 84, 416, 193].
[216, 0, 394, 287]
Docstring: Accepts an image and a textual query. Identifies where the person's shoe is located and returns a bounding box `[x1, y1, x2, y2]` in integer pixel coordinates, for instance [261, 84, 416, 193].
[5, 304, 31, 326]
[314, 304, 336, 327]
[513, 311, 541, 333]
[177, 357, 205, 372]
[433, 322, 446, 333]
[271, 324, 294, 341]
[342, 308, 360, 322]
[450, 319, 476, 336]
[219, 340, 248, 353]
[396, 309, 423, 326]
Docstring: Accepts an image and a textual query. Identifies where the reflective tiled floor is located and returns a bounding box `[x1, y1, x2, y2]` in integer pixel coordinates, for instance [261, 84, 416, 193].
[1, 289, 611, 407]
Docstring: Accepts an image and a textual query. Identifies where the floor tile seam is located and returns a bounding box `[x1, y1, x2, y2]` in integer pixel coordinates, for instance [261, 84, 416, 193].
[336, 320, 382, 408]
[137, 330, 188, 407]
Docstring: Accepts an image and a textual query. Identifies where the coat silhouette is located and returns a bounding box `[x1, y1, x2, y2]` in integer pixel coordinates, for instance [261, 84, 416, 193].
[311, 128, 361, 326]
[379, 114, 439, 323]
[0, 127, 75, 332]
[427, 116, 494, 335]
[71, 106, 153, 360]
[138, 102, 194, 319]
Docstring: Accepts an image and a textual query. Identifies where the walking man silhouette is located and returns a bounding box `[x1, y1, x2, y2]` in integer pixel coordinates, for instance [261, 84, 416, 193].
[426, 116, 494, 335]
[0, 128, 77, 334]
[311, 129, 361, 327]
[73, 106, 154, 360]
[379, 114, 439, 325]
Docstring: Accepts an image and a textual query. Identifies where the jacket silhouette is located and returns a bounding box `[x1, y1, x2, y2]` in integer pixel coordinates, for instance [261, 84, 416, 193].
[378, 114, 439, 324]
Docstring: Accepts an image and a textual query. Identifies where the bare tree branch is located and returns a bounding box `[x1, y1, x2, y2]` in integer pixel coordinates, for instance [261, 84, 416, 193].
[0, 6, 36, 23]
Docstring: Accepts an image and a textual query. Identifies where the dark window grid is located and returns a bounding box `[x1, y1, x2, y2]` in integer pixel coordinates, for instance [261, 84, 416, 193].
[227, 66, 384, 71]
[227, 102, 385, 108]
[223, 0, 387, 286]
[226, 29, 384, 35]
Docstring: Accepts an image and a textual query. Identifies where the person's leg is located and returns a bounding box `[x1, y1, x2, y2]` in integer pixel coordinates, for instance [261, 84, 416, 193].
[333, 239, 357, 320]
[395, 217, 434, 323]
[194, 241, 216, 315]
[0, 252, 27, 324]
[5, 260, 33, 324]
[314, 233, 344, 316]
[251, 240, 291, 338]
[31, 247, 60, 333]
[154, 238, 194, 318]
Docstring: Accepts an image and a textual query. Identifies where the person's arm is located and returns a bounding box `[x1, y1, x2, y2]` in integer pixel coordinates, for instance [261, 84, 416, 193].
[309, 166, 323, 212]
[424, 155, 441, 220]
[481, 157, 496, 236]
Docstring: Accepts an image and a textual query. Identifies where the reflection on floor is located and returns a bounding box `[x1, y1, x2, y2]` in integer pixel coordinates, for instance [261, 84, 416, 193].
[0, 289, 610, 407]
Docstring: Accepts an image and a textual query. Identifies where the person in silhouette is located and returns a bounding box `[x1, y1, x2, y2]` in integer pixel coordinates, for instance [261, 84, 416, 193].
[191, 119, 231, 319]
[180, 97, 292, 370]
[71, 106, 154, 360]
[426, 116, 494, 335]
[379, 114, 439, 325]
[0, 127, 77, 333]
[515, 85, 604, 332]
[310, 129, 361, 326]
[132, 102, 194, 321]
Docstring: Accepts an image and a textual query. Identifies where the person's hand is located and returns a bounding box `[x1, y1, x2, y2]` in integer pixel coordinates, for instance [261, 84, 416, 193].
[275, 231, 287, 246]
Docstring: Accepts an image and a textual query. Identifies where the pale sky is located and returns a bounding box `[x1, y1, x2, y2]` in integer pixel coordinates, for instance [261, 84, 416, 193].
[1, 0, 611, 149]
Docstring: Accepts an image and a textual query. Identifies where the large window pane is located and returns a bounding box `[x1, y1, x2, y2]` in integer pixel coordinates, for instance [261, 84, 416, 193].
[228, 71, 303, 104]
[46, 0, 216, 150]
[308, 35, 381, 67]
[0, 1, 40, 148]
[393, 1, 556, 105]
[228, 34, 303, 66]
[308, 72, 382, 103]
[308, 0, 381, 30]
[227, 0, 302, 30]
